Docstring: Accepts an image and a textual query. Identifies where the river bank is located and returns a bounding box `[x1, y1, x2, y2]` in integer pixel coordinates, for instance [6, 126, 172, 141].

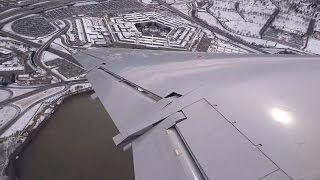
[8, 92, 133, 180]
[1, 88, 93, 180]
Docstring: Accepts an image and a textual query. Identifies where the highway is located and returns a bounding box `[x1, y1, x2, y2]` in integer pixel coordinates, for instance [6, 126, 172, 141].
[33, 20, 72, 81]
[0, 79, 88, 108]
[0, 0, 76, 29]
[0, 79, 89, 135]
[0, 30, 79, 65]
[0, 88, 13, 102]
[0, 85, 67, 136]
[0, 1, 67, 22]
[156, 0, 269, 54]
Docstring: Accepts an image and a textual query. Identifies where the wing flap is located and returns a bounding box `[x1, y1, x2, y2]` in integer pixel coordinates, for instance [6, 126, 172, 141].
[177, 99, 278, 180]
[131, 114, 192, 180]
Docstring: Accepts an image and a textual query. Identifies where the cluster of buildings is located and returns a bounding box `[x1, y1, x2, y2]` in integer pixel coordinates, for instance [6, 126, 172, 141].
[0, 48, 25, 85]
[66, 17, 111, 47]
[0, 61, 24, 85]
[191, 0, 320, 52]
[0, 48, 13, 63]
[105, 12, 203, 51]
[65, 11, 208, 51]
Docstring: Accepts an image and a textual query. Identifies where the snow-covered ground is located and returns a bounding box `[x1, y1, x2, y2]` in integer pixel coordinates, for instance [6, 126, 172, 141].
[305, 38, 320, 54]
[223, 21, 261, 37]
[0, 82, 91, 138]
[206, 0, 275, 38]
[51, 38, 71, 54]
[141, 0, 152, 4]
[0, 90, 11, 102]
[73, 1, 99, 6]
[314, 21, 320, 32]
[12, 86, 65, 112]
[42, 51, 60, 64]
[239, 3, 275, 14]
[172, 3, 190, 16]
[197, 9, 297, 52]
[0, 106, 18, 129]
[209, 38, 248, 53]
[10, 88, 36, 98]
[69, 83, 91, 93]
[1, 103, 41, 138]
[272, 13, 310, 35]
[0, 40, 32, 52]
[197, 12, 225, 29]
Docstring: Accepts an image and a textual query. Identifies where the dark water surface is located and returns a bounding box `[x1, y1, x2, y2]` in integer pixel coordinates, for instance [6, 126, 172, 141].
[15, 93, 134, 180]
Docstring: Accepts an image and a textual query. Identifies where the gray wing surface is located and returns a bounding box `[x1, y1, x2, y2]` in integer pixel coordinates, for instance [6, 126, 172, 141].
[74, 48, 320, 180]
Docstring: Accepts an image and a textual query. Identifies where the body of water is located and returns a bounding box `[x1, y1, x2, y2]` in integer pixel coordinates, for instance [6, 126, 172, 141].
[15, 93, 134, 180]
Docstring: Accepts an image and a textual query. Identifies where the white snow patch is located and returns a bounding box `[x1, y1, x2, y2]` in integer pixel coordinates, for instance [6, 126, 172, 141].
[13, 86, 65, 111]
[223, 21, 261, 37]
[197, 12, 224, 29]
[69, 83, 91, 93]
[73, 1, 99, 6]
[141, 0, 152, 4]
[305, 38, 320, 54]
[272, 13, 310, 35]
[10, 88, 36, 98]
[0, 40, 32, 52]
[0, 106, 18, 128]
[1, 103, 41, 138]
[51, 38, 71, 54]
[0, 90, 10, 102]
[172, 3, 190, 16]
[42, 51, 60, 63]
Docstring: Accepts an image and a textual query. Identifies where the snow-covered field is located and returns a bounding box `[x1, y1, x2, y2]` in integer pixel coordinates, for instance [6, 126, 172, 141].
[13, 86, 65, 111]
[0, 40, 32, 52]
[209, 38, 248, 53]
[239, 3, 275, 14]
[42, 52, 60, 63]
[141, 0, 152, 4]
[0, 90, 10, 102]
[211, 9, 242, 22]
[0, 106, 18, 129]
[51, 38, 71, 54]
[223, 21, 261, 37]
[69, 83, 91, 93]
[206, 0, 277, 37]
[172, 3, 190, 15]
[1, 103, 41, 138]
[272, 13, 310, 35]
[197, 11, 224, 29]
[73, 1, 99, 6]
[314, 21, 320, 32]
[10, 88, 36, 98]
[305, 38, 320, 54]
[197, 11, 275, 48]
[0, 82, 91, 138]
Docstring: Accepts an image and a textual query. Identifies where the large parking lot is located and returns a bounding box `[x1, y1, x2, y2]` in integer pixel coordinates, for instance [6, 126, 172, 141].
[43, 0, 145, 20]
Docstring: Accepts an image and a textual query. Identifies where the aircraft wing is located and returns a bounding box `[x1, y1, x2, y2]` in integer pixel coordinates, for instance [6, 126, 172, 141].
[74, 48, 320, 180]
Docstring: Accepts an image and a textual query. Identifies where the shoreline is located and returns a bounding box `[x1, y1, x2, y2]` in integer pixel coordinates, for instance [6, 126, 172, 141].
[4, 89, 94, 180]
